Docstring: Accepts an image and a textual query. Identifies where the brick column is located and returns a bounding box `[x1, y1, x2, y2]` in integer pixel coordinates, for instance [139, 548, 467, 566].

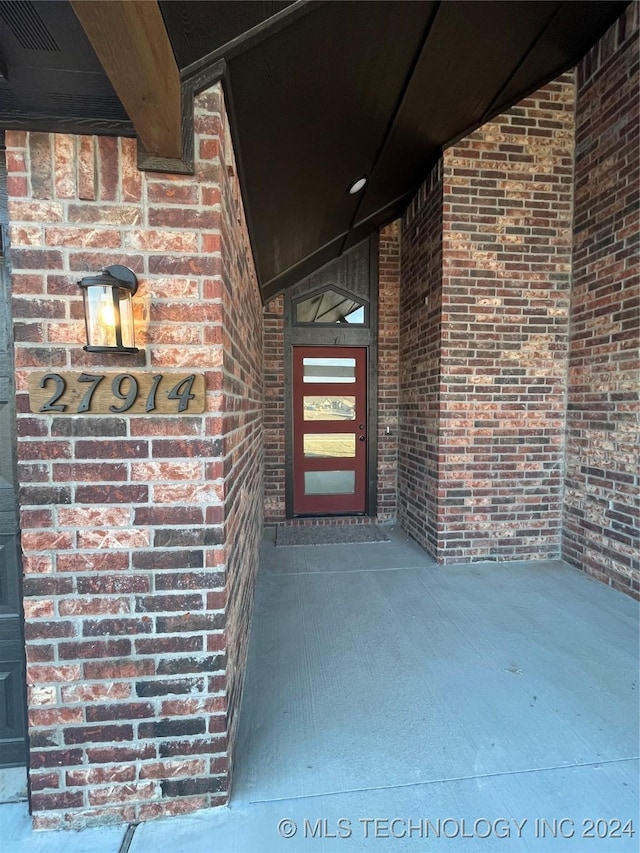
[263, 295, 286, 522]
[7, 83, 263, 829]
[400, 76, 575, 564]
[376, 222, 400, 522]
[399, 167, 443, 556]
[564, 3, 640, 597]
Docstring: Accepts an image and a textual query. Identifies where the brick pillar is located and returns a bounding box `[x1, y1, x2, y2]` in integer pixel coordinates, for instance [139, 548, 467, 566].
[400, 76, 575, 563]
[399, 167, 443, 556]
[564, 3, 640, 597]
[263, 295, 285, 522]
[376, 222, 400, 522]
[7, 83, 263, 829]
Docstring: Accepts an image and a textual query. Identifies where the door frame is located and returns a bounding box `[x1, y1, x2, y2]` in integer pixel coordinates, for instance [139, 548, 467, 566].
[0, 149, 28, 768]
[283, 237, 378, 518]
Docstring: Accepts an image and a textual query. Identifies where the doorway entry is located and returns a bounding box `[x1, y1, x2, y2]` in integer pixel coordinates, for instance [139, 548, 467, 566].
[292, 346, 367, 515]
[284, 236, 378, 519]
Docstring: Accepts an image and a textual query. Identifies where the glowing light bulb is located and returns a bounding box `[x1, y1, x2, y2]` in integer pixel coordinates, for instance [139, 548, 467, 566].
[99, 290, 116, 328]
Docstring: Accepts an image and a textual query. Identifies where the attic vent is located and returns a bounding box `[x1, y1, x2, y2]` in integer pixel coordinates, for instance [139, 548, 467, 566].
[46, 93, 129, 120]
[0, 1, 59, 52]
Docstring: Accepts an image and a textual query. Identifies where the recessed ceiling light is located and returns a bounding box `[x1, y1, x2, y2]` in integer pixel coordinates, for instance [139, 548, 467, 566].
[347, 176, 367, 195]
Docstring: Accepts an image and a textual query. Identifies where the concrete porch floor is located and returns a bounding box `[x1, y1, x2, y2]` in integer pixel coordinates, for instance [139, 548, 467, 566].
[4, 527, 639, 851]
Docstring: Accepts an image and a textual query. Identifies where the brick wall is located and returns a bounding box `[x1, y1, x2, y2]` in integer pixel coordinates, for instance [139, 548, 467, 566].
[7, 82, 263, 828]
[262, 232, 400, 524]
[399, 166, 443, 556]
[376, 222, 400, 522]
[438, 76, 575, 563]
[400, 77, 575, 563]
[219, 116, 264, 765]
[263, 294, 285, 522]
[563, 3, 639, 597]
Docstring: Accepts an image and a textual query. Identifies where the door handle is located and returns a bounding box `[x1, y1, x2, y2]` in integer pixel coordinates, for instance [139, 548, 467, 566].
[358, 424, 365, 430]
[358, 435, 366, 441]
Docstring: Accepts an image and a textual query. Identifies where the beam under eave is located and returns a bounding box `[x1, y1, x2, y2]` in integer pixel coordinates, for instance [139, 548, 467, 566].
[70, 0, 181, 159]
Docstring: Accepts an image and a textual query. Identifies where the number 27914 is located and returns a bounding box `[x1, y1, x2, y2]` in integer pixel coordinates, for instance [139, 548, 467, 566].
[29, 372, 205, 415]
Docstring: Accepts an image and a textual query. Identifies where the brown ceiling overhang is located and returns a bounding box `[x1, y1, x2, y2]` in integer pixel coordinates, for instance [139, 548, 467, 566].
[0, 1, 630, 301]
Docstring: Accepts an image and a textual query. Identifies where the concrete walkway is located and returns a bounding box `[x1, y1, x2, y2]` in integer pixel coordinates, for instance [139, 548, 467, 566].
[3, 528, 639, 851]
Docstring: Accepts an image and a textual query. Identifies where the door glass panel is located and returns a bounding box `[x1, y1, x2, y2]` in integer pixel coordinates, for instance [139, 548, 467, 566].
[304, 470, 356, 495]
[303, 357, 356, 383]
[303, 434, 356, 458]
[303, 396, 356, 420]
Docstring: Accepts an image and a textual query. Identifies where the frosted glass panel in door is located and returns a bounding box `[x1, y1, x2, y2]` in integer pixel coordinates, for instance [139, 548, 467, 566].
[304, 471, 356, 495]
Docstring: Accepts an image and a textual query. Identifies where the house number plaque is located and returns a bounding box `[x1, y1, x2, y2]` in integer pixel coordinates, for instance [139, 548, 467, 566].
[28, 371, 206, 415]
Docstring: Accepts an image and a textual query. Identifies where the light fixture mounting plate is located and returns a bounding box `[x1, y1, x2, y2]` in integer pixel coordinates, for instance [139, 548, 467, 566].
[105, 265, 138, 294]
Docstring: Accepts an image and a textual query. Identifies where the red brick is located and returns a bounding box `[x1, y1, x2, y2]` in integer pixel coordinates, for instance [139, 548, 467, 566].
[12, 297, 65, 320]
[83, 659, 155, 680]
[61, 683, 132, 704]
[75, 485, 149, 504]
[68, 251, 143, 272]
[28, 665, 82, 683]
[82, 617, 152, 637]
[147, 182, 199, 205]
[30, 748, 84, 769]
[97, 136, 119, 201]
[64, 725, 134, 745]
[31, 791, 84, 811]
[139, 758, 206, 779]
[85, 702, 154, 722]
[58, 597, 131, 617]
[121, 138, 142, 202]
[58, 639, 132, 660]
[24, 621, 76, 641]
[88, 782, 157, 806]
[21, 530, 74, 552]
[66, 765, 136, 786]
[127, 230, 198, 252]
[76, 529, 150, 549]
[86, 744, 157, 763]
[67, 204, 141, 225]
[29, 707, 84, 727]
[78, 136, 96, 200]
[54, 135, 77, 198]
[23, 599, 55, 619]
[45, 227, 122, 248]
[53, 463, 128, 483]
[21, 554, 53, 575]
[137, 796, 208, 821]
[76, 576, 149, 596]
[30, 771, 61, 791]
[57, 552, 130, 573]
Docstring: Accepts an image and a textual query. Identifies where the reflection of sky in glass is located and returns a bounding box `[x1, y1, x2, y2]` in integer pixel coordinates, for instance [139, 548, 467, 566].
[295, 289, 365, 325]
[303, 357, 356, 383]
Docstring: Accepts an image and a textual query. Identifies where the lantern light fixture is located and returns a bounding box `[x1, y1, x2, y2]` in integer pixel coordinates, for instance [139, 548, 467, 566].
[78, 265, 139, 354]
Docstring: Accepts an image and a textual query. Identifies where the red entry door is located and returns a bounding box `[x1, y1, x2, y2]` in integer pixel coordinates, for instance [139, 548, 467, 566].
[292, 346, 368, 514]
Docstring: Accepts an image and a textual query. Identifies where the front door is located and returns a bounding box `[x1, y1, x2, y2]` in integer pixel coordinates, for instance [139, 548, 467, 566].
[292, 346, 367, 515]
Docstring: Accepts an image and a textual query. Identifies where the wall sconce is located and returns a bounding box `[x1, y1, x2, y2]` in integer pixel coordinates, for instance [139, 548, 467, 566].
[78, 265, 139, 353]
